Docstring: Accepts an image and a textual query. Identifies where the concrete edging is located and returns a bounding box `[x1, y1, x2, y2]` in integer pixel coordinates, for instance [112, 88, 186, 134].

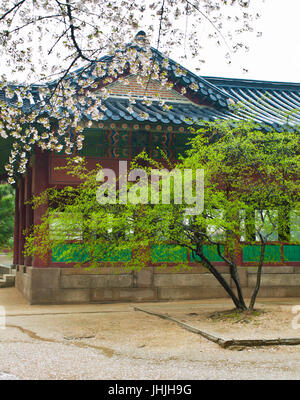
[133, 306, 300, 349]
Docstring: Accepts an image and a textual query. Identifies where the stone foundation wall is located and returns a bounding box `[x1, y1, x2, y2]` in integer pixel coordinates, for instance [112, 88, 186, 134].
[15, 265, 300, 305]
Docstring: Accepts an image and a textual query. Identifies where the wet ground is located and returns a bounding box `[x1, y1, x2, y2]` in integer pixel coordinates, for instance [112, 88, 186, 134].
[1, 288, 300, 380]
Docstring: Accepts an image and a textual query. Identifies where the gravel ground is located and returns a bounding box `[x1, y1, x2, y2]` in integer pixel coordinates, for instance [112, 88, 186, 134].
[1, 289, 300, 380]
[0, 306, 300, 380]
[0, 371, 18, 380]
[147, 302, 300, 340]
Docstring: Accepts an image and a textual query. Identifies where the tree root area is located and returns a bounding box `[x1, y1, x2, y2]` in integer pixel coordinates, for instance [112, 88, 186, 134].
[208, 308, 266, 324]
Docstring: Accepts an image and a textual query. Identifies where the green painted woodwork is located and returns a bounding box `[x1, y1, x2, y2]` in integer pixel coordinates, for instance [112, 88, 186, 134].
[191, 244, 225, 262]
[52, 243, 131, 262]
[52, 244, 90, 263]
[283, 245, 300, 262]
[94, 245, 131, 262]
[242, 245, 282, 262]
[51, 243, 300, 264]
[151, 244, 188, 263]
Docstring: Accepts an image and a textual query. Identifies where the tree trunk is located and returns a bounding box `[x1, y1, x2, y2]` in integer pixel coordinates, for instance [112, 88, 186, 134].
[217, 245, 247, 311]
[249, 241, 266, 310]
[229, 263, 247, 310]
[195, 245, 247, 311]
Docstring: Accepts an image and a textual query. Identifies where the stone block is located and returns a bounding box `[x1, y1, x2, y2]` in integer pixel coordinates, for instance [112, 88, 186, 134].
[153, 266, 207, 274]
[247, 266, 294, 274]
[61, 274, 132, 289]
[153, 265, 230, 274]
[118, 288, 158, 301]
[60, 274, 91, 289]
[61, 266, 131, 275]
[242, 286, 300, 299]
[134, 268, 153, 287]
[158, 286, 229, 300]
[15, 270, 31, 301]
[90, 288, 114, 302]
[154, 273, 230, 288]
[58, 289, 90, 304]
[31, 288, 61, 304]
[93, 274, 132, 288]
[31, 267, 61, 289]
[248, 273, 300, 287]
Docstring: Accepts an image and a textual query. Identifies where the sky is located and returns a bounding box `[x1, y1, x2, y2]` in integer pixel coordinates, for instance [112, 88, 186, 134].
[1, 0, 299, 85]
[183, 0, 300, 82]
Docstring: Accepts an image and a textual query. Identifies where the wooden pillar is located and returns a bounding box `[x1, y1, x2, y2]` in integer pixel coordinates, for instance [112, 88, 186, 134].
[13, 184, 20, 265]
[32, 149, 49, 268]
[24, 167, 33, 266]
[18, 176, 26, 265]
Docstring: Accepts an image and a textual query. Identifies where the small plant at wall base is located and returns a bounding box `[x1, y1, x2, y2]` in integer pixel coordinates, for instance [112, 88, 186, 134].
[24, 120, 300, 311]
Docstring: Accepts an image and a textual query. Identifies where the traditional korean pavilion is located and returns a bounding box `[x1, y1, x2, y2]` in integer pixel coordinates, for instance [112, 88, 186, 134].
[0, 41, 299, 304]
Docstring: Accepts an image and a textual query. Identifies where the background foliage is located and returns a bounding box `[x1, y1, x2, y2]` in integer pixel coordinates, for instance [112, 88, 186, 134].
[0, 183, 14, 248]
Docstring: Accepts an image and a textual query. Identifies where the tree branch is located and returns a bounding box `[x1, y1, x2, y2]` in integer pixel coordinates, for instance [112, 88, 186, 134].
[0, 0, 26, 21]
[65, 0, 93, 63]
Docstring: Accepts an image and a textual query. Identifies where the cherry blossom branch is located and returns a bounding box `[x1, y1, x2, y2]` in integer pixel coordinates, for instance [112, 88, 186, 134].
[0, 0, 26, 21]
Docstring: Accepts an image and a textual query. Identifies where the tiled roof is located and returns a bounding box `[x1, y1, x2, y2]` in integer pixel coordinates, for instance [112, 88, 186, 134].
[1, 46, 299, 130]
[1, 47, 300, 178]
[204, 76, 300, 130]
[96, 78, 300, 130]
[97, 97, 229, 125]
[97, 72, 300, 130]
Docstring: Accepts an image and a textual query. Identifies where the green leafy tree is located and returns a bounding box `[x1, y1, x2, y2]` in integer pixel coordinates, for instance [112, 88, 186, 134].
[25, 120, 300, 311]
[0, 183, 15, 248]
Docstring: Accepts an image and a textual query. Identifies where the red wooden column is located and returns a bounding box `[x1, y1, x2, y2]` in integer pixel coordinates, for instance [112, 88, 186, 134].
[18, 176, 26, 265]
[24, 167, 33, 266]
[13, 184, 20, 265]
[32, 149, 50, 268]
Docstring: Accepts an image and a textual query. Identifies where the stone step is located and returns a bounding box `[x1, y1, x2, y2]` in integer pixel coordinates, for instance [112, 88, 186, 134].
[0, 266, 12, 275]
[0, 273, 15, 288]
[3, 274, 15, 282]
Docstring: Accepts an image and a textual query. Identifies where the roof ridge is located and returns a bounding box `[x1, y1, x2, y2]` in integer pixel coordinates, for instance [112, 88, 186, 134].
[149, 47, 232, 100]
[203, 76, 300, 90]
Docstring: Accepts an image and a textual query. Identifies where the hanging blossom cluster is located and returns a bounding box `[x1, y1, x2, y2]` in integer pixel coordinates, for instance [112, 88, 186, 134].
[0, 0, 259, 184]
[0, 43, 193, 183]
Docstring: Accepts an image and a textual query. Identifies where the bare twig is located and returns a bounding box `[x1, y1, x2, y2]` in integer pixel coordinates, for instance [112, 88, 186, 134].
[0, 0, 26, 21]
